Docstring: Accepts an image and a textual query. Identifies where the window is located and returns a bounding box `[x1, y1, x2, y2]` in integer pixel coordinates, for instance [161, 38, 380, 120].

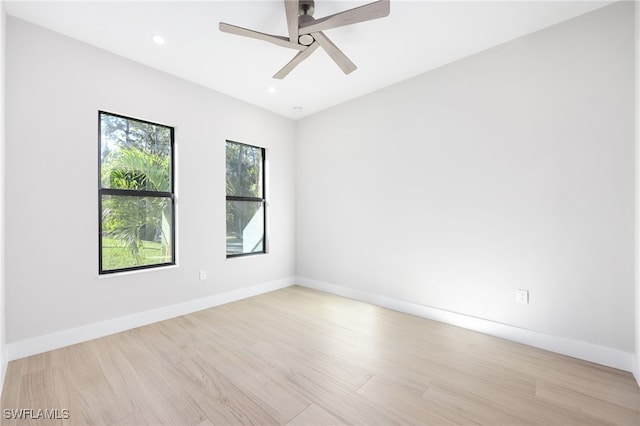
[226, 140, 266, 257]
[99, 111, 175, 274]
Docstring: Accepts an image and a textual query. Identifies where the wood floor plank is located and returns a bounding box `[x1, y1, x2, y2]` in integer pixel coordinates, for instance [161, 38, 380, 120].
[217, 303, 376, 392]
[545, 373, 640, 413]
[130, 322, 192, 367]
[188, 311, 261, 352]
[1, 286, 638, 425]
[174, 345, 309, 424]
[424, 380, 535, 425]
[107, 410, 148, 426]
[168, 356, 277, 425]
[285, 403, 346, 426]
[194, 419, 215, 426]
[536, 379, 640, 425]
[0, 358, 23, 426]
[63, 345, 139, 425]
[238, 341, 407, 425]
[104, 329, 163, 372]
[17, 367, 110, 425]
[128, 362, 208, 426]
[357, 376, 464, 425]
[420, 365, 606, 425]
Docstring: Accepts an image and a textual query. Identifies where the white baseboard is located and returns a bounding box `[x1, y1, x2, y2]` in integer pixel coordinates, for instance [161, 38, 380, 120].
[6, 276, 635, 376]
[297, 277, 635, 373]
[633, 354, 640, 386]
[7, 277, 295, 361]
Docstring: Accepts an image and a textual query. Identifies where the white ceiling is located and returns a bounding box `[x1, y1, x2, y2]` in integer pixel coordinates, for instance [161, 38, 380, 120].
[5, 0, 612, 119]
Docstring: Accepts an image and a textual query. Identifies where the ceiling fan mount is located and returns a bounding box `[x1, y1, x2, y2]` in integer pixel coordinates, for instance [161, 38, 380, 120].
[298, 0, 315, 45]
[299, 0, 315, 17]
[219, 0, 391, 79]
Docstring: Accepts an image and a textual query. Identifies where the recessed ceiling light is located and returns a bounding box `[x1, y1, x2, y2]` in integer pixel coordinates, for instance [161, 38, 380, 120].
[152, 35, 166, 45]
[268, 87, 276, 94]
[293, 106, 303, 112]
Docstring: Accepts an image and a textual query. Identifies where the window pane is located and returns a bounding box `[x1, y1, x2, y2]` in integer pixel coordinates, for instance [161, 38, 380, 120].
[226, 200, 264, 255]
[226, 142, 263, 198]
[100, 113, 172, 192]
[101, 194, 173, 271]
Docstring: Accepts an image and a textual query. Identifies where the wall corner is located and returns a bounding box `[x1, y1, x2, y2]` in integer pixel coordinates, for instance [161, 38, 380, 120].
[0, 0, 8, 396]
[634, 0, 640, 388]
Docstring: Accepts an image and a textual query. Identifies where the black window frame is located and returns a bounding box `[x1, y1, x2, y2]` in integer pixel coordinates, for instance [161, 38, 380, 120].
[98, 111, 176, 274]
[226, 140, 267, 258]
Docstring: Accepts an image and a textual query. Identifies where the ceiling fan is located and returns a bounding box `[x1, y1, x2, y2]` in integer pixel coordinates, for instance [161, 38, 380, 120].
[219, 0, 390, 79]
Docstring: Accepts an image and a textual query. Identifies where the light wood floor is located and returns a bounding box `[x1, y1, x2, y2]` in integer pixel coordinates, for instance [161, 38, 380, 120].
[1, 285, 639, 425]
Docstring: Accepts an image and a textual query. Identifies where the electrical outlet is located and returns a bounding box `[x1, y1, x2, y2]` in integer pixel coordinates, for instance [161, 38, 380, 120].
[516, 289, 529, 304]
[199, 270, 207, 281]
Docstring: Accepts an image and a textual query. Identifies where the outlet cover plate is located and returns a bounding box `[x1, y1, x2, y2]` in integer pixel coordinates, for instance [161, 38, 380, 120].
[516, 289, 529, 304]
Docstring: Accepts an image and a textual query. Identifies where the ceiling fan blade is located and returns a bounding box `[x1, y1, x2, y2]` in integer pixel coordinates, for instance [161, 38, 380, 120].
[219, 22, 305, 51]
[284, 0, 299, 43]
[312, 32, 356, 75]
[299, 0, 390, 34]
[273, 42, 319, 79]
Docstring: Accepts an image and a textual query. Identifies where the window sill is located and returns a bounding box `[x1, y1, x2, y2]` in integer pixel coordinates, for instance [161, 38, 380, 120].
[97, 264, 179, 279]
[226, 252, 268, 260]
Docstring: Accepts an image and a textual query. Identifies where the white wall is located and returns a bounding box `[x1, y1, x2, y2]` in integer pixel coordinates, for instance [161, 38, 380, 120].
[5, 17, 296, 345]
[0, 0, 7, 388]
[297, 2, 635, 354]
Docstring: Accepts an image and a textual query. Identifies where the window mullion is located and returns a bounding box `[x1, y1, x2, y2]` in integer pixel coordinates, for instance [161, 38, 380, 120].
[101, 188, 172, 198]
[226, 195, 265, 203]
